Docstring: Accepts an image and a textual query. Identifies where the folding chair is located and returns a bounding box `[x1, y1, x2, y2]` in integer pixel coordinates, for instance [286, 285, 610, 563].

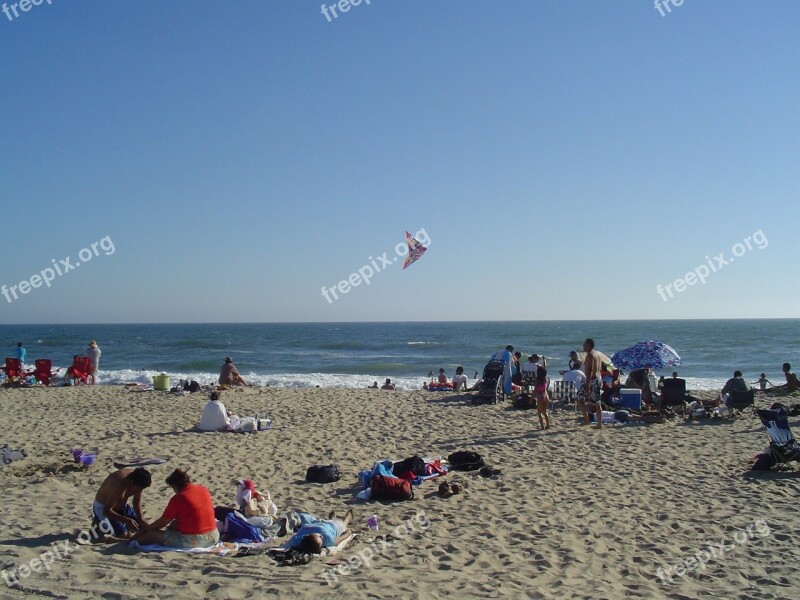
[660, 378, 689, 417]
[756, 408, 800, 470]
[33, 359, 60, 386]
[728, 389, 756, 417]
[67, 356, 92, 384]
[2, 358, 31, 383]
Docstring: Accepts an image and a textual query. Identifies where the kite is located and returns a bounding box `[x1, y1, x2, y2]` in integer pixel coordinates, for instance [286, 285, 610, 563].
[402, 231, 428, 269]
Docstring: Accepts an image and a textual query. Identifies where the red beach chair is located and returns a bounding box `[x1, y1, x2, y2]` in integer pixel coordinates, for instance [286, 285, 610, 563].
[67, 356, 92, 384]
[2, 358, 30, 382]
[33, 359, 60, 386]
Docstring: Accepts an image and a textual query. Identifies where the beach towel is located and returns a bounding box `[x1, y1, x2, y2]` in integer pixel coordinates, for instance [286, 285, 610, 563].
[129, 540, 240, 555]
[112, 456, 169, 468]
[490, 349, 514, 395]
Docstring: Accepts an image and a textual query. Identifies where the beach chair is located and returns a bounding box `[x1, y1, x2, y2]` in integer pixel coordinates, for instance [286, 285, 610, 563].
[729, 389, 756, 417]
[67, 356, 92, 384]
[756, 408, 800, 470]
[33, 359, 60, 386]
[2, 358, 30, 383]
[660, 378, 689, 417]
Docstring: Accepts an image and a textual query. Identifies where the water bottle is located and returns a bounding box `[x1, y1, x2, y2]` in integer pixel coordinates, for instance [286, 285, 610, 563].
[367, 515, 379, 531]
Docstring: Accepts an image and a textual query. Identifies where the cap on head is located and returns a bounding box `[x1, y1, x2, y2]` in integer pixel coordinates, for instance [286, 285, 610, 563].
[225, 357, 233, 363]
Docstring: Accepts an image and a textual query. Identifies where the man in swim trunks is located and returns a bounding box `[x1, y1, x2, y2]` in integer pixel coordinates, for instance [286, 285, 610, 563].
[577, 338, 604, 428]
[288, 509, 354, 554]
[93, 467, 152, 541]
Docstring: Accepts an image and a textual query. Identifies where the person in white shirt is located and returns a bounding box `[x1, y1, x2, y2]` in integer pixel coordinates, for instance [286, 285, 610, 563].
[452, 366, 468, 392]
[562, 362, 587, 391]
[199, 392, 231, 432]
[86, 340, 102, 385]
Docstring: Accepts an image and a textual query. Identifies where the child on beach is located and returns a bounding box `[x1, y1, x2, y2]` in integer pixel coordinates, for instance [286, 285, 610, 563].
[753, 373, 772, 391]
[535, 366, 551, 430]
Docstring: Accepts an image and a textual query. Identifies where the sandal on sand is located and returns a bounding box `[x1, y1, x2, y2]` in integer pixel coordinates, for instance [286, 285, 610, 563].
[450, 483, 463, 495]
[438, 482, 453, 497]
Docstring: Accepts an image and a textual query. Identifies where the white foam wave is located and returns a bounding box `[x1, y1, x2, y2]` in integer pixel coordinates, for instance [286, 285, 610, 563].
[50, 368, 728, 392]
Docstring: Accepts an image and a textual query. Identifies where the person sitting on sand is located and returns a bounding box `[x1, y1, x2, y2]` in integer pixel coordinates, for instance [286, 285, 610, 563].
[753, 373, 772, 391]
[199, 391, 232, 431]
[288, 509, 354, 554]
[535, 366, 551, 430]
[452, 366, 468, 392]
[219, 357, 249, 387]
[381, 378, 396, 390]
[437, 369, 449, 384]
[766, 363, 800, 394]
[93, 467, 152, 541]
[136, 469, 220, 549]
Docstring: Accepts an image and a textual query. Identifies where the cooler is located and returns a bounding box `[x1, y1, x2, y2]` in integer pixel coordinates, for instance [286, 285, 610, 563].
[619, 388, 642, 410]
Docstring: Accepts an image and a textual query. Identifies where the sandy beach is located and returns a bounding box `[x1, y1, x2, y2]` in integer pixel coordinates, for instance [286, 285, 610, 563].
[1, 384, 799, 599]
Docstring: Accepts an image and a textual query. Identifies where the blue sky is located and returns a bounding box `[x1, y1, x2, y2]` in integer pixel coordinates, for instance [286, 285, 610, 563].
[1, 0, 798, 323]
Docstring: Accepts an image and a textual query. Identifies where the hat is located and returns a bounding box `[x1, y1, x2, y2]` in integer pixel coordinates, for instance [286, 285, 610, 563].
[225, 357, 233, 363]
[89, 340, 97, 348]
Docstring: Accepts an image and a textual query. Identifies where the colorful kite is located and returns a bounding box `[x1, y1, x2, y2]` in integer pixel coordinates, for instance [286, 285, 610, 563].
[403, 231, 428, 269]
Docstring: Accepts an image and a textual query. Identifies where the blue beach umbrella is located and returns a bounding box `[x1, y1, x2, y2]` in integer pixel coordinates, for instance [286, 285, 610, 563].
[611, 340, 682, 371]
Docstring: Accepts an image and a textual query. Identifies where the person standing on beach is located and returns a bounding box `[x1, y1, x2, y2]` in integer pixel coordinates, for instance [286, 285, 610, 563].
[577, 338, 603, 428]
[490, 345, 515, 396]
[15, 342, 26, 368]
[86, 340, 101, 385]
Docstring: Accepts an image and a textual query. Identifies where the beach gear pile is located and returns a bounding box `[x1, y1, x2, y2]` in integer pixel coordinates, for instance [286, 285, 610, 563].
[355, 456, 448, 501]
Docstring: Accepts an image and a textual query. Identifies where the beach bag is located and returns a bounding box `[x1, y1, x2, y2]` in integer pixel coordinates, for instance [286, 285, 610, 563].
[392, 456, 426, 477]
[513, 394, 534, 410]
[305, 464, 341, 483]
[751, 453, 776, 471]
[370, 474, 414, 501]
[183, 380, 201, 393]
[223, 511, 264, 543]
[447, 451, 485, 471]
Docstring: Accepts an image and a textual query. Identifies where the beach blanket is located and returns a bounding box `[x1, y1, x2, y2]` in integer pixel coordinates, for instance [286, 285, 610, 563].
[129, 540, 240, 555]
[113, 456, 169, 468]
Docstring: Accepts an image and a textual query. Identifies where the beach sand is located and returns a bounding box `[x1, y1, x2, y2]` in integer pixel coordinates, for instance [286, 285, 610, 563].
[1, 385, 799, 599]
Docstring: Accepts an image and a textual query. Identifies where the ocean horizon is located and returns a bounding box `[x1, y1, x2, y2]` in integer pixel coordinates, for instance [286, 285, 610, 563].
[2, 319, 797, 391]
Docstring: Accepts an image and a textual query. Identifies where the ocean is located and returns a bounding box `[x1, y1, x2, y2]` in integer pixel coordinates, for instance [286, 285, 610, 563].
[1, 320, 797, 391]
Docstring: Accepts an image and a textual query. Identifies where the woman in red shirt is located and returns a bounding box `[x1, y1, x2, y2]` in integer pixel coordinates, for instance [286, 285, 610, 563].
[136, 469, 219, 548]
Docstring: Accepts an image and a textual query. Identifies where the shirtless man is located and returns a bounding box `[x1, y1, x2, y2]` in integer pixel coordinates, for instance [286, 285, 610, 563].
[93, 468, 152, 541]
[767, 363, 800, 394]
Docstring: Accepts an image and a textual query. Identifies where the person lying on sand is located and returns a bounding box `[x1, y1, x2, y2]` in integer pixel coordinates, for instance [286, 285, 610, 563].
[287, 509, 354, 554]
[135, 469, 220, 549]
[93, 467, 152, 541]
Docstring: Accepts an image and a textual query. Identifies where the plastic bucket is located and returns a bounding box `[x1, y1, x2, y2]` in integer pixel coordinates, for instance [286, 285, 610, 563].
[152, 373, 170, 391]
[80, 453, 96, 466]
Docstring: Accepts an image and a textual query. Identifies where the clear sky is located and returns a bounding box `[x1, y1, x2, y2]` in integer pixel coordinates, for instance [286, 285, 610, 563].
[1, 0, 798, 324]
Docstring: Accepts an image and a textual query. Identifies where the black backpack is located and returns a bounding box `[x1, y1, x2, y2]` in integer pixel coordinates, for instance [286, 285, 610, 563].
[392, 456, 426, 477]
[305, 464, 341, 483]
[447, 451, 485, 471]
[183, 380, 201, 393]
